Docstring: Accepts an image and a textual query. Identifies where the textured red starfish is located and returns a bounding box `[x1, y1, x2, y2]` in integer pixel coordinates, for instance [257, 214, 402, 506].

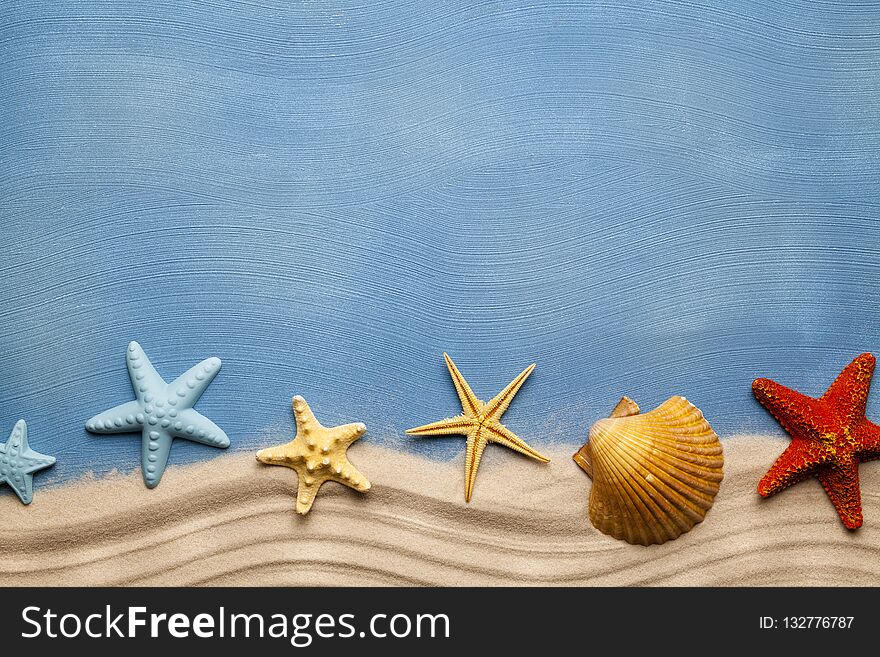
[753, 353, 880, 529]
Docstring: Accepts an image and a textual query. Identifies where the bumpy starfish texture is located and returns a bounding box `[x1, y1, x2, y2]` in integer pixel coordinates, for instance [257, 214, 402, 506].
[753, 352, 880, 529]
[256, 396, 371, 515]
[0, 420, 55, 504]
[406, 353, 550, 502]
[86, 341, 230, 488]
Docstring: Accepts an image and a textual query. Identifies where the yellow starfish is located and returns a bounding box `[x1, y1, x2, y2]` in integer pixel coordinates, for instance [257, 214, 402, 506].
[256, 396, 371, 514]
[406, 353, 550, 502]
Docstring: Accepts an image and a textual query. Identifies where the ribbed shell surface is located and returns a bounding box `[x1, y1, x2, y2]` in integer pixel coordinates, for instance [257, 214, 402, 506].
[587, 396, 724, 546]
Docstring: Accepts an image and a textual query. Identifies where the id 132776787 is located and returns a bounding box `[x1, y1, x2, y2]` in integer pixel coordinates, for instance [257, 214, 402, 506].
[759, 616, 854, 630]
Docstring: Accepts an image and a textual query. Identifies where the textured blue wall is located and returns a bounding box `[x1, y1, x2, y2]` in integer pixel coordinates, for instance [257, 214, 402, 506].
[2, 1, 879, 484]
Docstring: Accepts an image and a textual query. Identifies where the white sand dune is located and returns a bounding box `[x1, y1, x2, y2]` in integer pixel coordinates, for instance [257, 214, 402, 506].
[2, 435, 879, 586]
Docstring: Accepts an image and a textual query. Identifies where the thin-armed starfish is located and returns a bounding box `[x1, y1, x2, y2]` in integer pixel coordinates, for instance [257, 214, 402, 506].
[86, 341, 230, 488]
[407, 353, 550, 502]
[753, 352, 880, 529]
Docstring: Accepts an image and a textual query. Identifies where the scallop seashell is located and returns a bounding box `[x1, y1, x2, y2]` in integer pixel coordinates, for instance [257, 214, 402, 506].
[573, 395, 723, 546]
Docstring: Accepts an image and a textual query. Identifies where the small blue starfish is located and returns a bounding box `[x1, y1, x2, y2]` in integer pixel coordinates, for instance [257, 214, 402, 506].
[86, 341, 230, 488]
[1, 420, 56, 504]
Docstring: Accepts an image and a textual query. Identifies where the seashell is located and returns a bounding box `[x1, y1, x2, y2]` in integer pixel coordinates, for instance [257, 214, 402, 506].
[573, 395, 723, 546]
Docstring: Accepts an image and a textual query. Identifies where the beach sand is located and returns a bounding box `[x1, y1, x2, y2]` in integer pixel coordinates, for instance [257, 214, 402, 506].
[2, 435, 879, 586]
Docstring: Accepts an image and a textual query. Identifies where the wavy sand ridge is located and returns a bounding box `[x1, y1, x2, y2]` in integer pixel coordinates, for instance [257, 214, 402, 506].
[2, 436, 879, 586]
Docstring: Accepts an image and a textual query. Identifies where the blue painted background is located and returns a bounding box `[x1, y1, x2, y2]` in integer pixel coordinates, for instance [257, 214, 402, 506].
[2, 1, 879, 485]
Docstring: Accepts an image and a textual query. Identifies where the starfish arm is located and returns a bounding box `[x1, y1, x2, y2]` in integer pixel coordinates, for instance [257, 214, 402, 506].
[817, 460, 863, 529]
[852, 421, 880, 459]
[292, 396, 323, 436]
[483, 422, 551, 463]
[757, 439, 827, 497]
[169, 409, 230, 448]
[5, 471, 34, 504]
[330, 458, 372, 493]
[22, 452, 56, 474]
[406, 415, 475, 437]
[326, 422, 366, 448]
[4, 420, 28, 457]
[141, 429, 173, 488]
[167, 356, 222, 408]
[256, 440, 301, 466]
[464, 426, 489, 503]
[821, 352, 875, 419]
[443, 353, 482, 417]
[85, 401, 144, 434]
[482, 363, 536, 423]
[294, 473, 324, 515]
[126, 342, 167, 402]
[752, 378, 824, 440]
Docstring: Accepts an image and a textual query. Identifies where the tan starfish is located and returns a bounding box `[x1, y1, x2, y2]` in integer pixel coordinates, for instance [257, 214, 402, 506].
[406, 353, 550, 502]
[256, 396, 371, 514]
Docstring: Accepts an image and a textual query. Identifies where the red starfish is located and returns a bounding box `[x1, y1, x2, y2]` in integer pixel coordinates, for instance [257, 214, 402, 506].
[753, 353, 880, 529]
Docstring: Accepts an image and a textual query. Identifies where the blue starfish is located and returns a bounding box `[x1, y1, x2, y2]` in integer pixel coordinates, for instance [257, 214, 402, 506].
[86, 341, 230, 488]
[1, 420, 56, 504]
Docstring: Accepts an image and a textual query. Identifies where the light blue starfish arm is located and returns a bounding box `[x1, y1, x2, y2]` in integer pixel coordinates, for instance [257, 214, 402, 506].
[167, 357, 222, 408]
[1, 421, 32, 503]
[5, 419, 28, 458]
[6, 471, 34, 504]
[86, 400, 144, 434]
[169, 408, 230, 448]
[22, 452, 56, 473]
[125, 341, 167, 402]
[142, 428, 173, 488]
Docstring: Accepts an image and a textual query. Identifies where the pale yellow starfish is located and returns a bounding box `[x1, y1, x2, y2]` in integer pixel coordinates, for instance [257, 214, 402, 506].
[406, 353, 550, 502]
[256, 396, 371, 514]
